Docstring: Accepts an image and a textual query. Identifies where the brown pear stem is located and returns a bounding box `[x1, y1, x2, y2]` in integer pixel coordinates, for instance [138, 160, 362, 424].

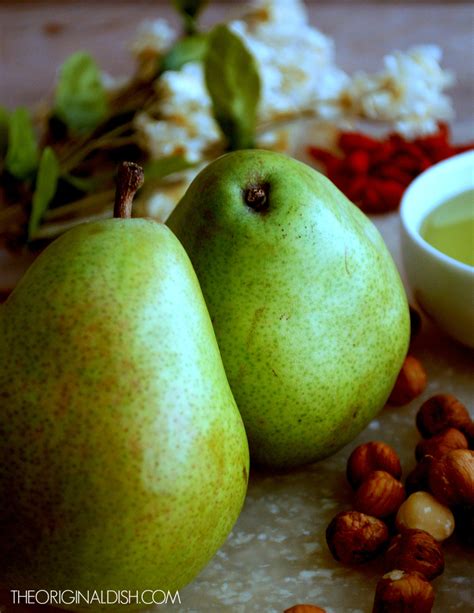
[113, 162, 145, 219]
[244, 184, 269, 212]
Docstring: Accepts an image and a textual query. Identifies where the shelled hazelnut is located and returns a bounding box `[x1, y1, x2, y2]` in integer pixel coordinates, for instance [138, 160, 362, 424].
[327, 400, 472, 609]
[428, 449, 474, 507]
[354, 470, 405, 518]
[346, 441, 402, 489]
[326, 510, 389, 564]
[284, 605, 326, 613]
[372, 570, 434, 613]
[387, 355, 427, 406]
[416, 394, 474, 443]
[395, 491, 455, 542]
[405, 455, 434, 496]
[384, 529, 444, 580]
[415, 427, 468, 461]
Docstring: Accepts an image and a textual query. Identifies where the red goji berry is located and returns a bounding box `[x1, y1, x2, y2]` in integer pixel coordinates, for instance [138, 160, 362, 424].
[371, 178, 405, 211]
[388, 132, 406, 148]
[307, 146, 342, 176]
[375, 165, 413, 186]
[415, 130, 452, 161]
[345, 150, 370, 174]
[307, 146, 338, 165]
[307, 123, 472, 216]
[344, 176, 368, 203]
[339, 132, 379, 153]
[391, 153, 424, 174]
[368, 141, 396, 166]
[418, 155, 433, 172]
[361, 186, 381, 213]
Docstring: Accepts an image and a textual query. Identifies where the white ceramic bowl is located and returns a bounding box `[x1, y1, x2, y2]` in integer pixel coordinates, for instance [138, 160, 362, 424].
[400, 150, 474, 348]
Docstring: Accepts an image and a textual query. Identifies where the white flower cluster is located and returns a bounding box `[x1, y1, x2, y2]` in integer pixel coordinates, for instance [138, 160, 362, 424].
[343, 45, 455, 136]
[128, 0, 455, 219]
[130, 18, 176, 59]
[229, 0, 349, 122]
[135, 64, 222, 162]
[132, 0, 352, 165]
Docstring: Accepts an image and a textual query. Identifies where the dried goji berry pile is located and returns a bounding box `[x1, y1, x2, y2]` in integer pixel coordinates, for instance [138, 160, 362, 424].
[307, 123, 473, 214]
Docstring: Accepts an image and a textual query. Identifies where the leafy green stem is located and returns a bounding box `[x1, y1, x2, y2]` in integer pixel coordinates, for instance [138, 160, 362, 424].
[44, 189, 116, 221]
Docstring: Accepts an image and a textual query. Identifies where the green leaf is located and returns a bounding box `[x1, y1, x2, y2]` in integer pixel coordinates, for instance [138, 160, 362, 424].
[5, 107, 39, 179]
[159, 34, 208, 73]
[28, 147, 60, 239]
[62, 172, 108, 193]
[144, 155, 194, 181]
[204, 25, 261, 151]
[0, 106, 9, 157]
[173, 0, 208, 34]
[54, 51, 108, 133]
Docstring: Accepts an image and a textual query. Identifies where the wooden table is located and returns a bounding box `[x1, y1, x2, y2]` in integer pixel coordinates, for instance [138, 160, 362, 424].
[1, 3, 473, 612]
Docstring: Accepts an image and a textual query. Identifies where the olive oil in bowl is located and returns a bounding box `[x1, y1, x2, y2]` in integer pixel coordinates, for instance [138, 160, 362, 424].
[421, 188, 474, 267]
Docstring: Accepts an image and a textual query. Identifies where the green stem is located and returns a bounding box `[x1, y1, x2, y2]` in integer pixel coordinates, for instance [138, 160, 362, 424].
[31, 212, 112, 240]
[59, 123, 134, 172]
[44, 189, 115, 221]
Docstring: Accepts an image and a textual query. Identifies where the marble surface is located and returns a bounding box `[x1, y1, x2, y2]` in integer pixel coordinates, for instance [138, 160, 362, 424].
[1, 2, 473, 612]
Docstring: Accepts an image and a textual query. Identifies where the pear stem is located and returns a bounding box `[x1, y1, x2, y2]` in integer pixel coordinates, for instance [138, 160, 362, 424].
[244, 184, 269, 212]
[113, 162, 145, 219]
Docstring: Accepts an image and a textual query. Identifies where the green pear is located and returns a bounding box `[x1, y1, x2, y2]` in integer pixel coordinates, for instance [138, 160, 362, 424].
[168, 150, 410, 468]
[0, 163, 249, 607]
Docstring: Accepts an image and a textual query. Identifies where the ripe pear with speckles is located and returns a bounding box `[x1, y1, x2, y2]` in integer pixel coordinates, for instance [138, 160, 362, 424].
[0, 163, 249, 607]
[168, 150, 410, 468]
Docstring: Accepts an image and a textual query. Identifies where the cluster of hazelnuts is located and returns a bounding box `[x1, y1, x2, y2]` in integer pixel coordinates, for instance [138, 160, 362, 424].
[283, 309, 472, 613]
[324, 393, 473, 613]
[283, 394, 473, 613]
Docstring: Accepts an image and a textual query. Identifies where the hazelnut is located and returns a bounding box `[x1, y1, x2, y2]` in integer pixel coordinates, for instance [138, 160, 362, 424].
[415, 427, 468, 461]
[387, 355, 427, 406]
[326, 510, 389, 564]
[405, 455, 434, 496]
[384, 529, 444, 580]
[372, 570, 434, 613]
[346, 441, 402, 489]
[428, 449, 474, 507]
[354, 470, 406, 518]
[284, 606, 326, 613]
[396, 491, 455, 541]
[416, 394, 474, 443]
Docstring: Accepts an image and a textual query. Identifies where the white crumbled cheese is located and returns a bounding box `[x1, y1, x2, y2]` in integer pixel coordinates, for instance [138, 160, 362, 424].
[343, 45, 455, 136]
[130, 18, 176, 58]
